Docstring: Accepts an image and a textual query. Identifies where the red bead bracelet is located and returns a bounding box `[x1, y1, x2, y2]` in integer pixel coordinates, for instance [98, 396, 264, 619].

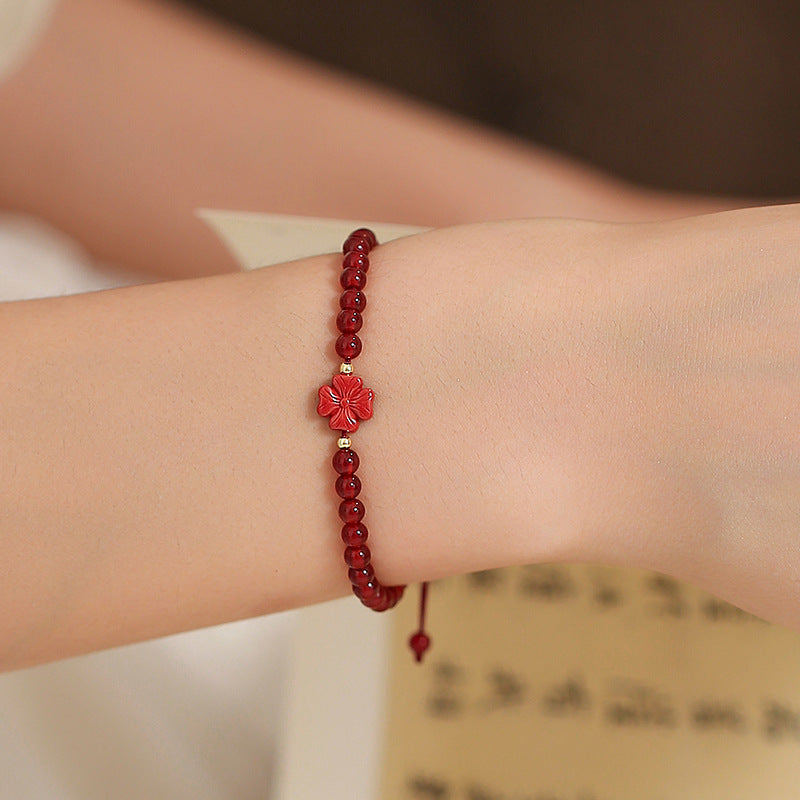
[316, 229, 431, 663]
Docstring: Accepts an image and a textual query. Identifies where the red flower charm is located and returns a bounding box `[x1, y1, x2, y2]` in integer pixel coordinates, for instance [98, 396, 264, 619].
[317, 373, 374, 432]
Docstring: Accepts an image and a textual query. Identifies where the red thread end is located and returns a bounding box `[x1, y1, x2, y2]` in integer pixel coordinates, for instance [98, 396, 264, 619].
[408, 582, 431, 662]
[409, 631, 431, 662]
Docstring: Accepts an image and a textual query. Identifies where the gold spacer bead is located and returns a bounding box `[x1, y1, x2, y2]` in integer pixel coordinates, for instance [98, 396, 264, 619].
[337, 436, 352, 449]
[339, 362, 354, 374]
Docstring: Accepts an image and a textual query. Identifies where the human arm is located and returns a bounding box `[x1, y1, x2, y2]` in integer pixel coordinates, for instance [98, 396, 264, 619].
[0, 0, 743, 282]
[1, 203, 799, 672]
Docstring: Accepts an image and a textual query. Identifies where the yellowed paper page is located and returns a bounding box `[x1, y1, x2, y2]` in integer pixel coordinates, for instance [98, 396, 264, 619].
[382, 565, 800, 800]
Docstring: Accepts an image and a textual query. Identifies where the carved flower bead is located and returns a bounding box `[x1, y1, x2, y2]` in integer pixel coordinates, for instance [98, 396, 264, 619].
[317, 373, 374, 432]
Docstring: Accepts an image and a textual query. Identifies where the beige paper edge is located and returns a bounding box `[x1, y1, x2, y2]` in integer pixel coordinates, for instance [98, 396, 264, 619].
[196, 208, 425, 270]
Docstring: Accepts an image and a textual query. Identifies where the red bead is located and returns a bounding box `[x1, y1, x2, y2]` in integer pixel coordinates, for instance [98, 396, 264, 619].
[350, 565, 376, 587]
[343, 235, 372, 255]
[335, 473, 362, 499]
[340, 290, 366, 312]
[409, 631, 431, 662]
[332, 448, 359, 475]
[345, 228, 377, 251]
[339, 498, 365, 523]
[354, 580, 381, 602]
[375, 586, 406, 611]
[371, 595, 388, 611]
[342, 237, 368, 255]
[340, 268, 367, 291]
[336, 309, 363, 334]
[372, 586, 394, 611]
[341, 522, 368, 546]
[344, 545, 371, 569]
[366, 592, 388, 611]
[335, 333, 362, 360]
[343, 251, 370, 272]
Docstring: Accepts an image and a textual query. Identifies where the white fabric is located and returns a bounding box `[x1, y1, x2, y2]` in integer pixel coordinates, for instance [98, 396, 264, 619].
[0, 213, 296, 799]
[0, 0, 56, 82]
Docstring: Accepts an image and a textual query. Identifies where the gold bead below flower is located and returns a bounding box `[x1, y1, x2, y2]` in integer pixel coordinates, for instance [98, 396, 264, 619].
[337, 436, 352, 449]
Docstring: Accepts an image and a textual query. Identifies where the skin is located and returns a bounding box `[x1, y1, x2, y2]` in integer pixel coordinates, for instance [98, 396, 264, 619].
[0, 0, 797, 671]
[0, 205, 798, 673]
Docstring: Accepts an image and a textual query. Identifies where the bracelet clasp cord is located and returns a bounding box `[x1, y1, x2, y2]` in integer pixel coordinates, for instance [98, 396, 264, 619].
[316, 228, 430, 663]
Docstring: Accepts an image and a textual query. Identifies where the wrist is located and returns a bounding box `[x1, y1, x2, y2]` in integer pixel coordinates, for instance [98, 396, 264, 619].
[566, 204, 800, 636]
[354, 218, 618, 585]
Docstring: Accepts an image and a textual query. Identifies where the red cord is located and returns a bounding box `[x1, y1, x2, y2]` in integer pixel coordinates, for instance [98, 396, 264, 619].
[409, 582, 431, 662]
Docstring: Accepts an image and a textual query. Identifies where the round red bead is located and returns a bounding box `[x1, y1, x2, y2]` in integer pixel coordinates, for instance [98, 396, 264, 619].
[340, 268, 367, 291]
[372, 586, 393, 611]
[349, 565, 376, 587]
[335, 333, 362, 360]
[343, 251, 369, 272]
[343, 235, 372, 255]
[344, 545, 371, 569]
[346, 228, 377, 250]
[341, 522, 368, 546]
[339, 498, 365, 523]
[384, 589, 403, 611]
[409, 632, 431, 661]
[335, 473, 362, 499]
[370, 595, 388, 611]
[365, 592, 387, 611]
[340, 290, 366, 312]
[336, 309, 363, 334]
[354, 580, 381, 602]
[332, 448, 359, 475]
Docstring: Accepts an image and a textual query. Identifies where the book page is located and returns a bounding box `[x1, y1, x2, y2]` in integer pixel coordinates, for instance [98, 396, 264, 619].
[381, 564, 800, 800]
[196, 208, 423, 270]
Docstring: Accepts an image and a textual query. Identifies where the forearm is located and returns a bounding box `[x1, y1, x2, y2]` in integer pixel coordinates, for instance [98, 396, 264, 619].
[0, 0, 742, 281]
[3, 206, 798, 672]
[0, 220, 593, 671]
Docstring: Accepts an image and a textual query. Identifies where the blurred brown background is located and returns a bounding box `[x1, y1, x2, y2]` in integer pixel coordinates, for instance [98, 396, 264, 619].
[183, 0, 799, 198]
